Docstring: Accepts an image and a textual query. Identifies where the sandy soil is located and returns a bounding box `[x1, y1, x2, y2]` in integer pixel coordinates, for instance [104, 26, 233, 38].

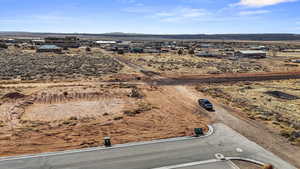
[233, 160, 262, 169]
[123, 53, 300, 75]
[0, 47, 299, 168]
[189, 85, 300, 168]
[0, 83, 209, 157]
[115, 54, 300, 168]
[195, 80, 300, 140]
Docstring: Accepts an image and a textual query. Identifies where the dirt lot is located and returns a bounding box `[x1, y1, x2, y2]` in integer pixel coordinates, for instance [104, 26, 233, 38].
[196, 79, 300, 145]
[0, 46, 299, 167]
[0, 48, 124, 81]
[0, 82, 209, 156]
[122, 53, 300, 75]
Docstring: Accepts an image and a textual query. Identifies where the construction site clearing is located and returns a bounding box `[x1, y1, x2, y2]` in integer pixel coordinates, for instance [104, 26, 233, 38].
[0, 82, 210, 157]
[0, 38, 300, 168]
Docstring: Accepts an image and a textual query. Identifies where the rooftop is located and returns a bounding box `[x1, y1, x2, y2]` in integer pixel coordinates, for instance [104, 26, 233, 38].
[38, 45, 61, 50]
[95, 41, 116, 44]
[238, 50, 266, 54]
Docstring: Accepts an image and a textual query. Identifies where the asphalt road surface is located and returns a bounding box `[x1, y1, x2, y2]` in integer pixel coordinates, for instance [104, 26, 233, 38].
[0, 123, 296, 169]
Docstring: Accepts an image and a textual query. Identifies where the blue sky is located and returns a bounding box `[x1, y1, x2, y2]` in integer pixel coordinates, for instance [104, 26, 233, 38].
[0, 0, 299, 34]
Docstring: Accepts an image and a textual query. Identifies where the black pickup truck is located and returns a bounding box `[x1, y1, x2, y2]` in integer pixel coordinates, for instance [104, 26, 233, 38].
[198, 99, 214, 111]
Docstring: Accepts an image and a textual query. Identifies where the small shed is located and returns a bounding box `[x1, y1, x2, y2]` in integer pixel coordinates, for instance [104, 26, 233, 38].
[130, 47, 144, 53]
[37, 45, 62, 53]
[235, 50, 267, 58]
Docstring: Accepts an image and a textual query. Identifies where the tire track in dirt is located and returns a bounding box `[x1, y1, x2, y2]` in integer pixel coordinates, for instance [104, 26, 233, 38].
[114, 55, 300, 168]
[180, 86, 300, 168]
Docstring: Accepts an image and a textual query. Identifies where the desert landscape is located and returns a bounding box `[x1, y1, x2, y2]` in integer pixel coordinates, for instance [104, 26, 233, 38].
[196, 80, 300, 145]
[122, 52, 300, 75]
[0, 36, 300, 167]
[2, 0, 300, 167]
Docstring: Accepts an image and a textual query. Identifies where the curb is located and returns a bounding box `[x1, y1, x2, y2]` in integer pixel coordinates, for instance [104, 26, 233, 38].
[226, 157, 266, 166]
[0, 125, 214, 162]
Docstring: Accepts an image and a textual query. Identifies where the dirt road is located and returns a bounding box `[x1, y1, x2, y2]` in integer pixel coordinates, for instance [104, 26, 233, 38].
[115, 55, 300, 168]
[177, 85, 300, 168]
[155, 71, 300, 85]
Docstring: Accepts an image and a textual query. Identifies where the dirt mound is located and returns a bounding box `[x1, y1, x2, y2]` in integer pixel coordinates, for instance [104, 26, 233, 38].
[33, 92, 104, 104]
[265, 91, 300, 100]
[2, 92, 26, 100]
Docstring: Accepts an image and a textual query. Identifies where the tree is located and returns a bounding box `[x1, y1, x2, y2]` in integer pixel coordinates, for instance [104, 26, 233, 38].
[0, 43, 8, 49]
[177, 49, 183, 55]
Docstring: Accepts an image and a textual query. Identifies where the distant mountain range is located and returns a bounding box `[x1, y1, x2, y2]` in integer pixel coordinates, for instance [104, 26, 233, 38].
[1, 31, 300, 41]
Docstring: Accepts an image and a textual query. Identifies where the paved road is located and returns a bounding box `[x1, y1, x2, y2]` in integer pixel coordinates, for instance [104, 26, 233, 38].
[153, 160, 239, 169]
[0, 123, 296, 169]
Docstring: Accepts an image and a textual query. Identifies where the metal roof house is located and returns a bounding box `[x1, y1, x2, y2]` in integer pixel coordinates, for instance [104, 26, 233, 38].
[235, 50, 267, 58]
[36, 45, 62, 53]
[45, 36, 80, 48]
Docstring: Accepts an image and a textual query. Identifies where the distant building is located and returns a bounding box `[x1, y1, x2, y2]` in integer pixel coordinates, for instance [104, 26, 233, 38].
[37, 45, 62, 53]
[45, 36, 80, 48]
[195, 51, 218, 57]
[95, 41, 117, 45]
[130, 47, 144, 53]
[235, 50, 267, 58]
[199, 43, 214, 48]
[116, 42, 131, 53]
[31, 39, 45, 46]
[291, 59, 300, 63]
[144, 48, 160, 53]
[249, 46, 268, 50]
[4, 39, 16, 44]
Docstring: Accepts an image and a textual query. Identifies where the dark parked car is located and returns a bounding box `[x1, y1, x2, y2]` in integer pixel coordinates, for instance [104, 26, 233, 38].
[198, 99, 214, 111]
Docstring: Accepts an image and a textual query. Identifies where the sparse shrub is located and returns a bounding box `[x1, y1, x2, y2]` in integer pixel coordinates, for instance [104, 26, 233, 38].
[86, 47, 91, 52]
[113, 116, 123, 121]
[188, 49, 195, 55]
[177, 49, 183, 55]
[69, 116, 78, 121]
[63, 91, 68, 96]
[0, 43, 8, 49]
[124, 102, 153, 117]
[128, 88, 143, 98]
[280, 128, 294, 138]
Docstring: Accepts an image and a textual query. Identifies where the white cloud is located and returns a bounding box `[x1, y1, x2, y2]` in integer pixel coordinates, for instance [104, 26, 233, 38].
[122, 3, 154, 13]
[155, 7, 209, 22]
[156, 12, 175, 17]
[235, 0, 297, 7]
[239, 10, 270, 15]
